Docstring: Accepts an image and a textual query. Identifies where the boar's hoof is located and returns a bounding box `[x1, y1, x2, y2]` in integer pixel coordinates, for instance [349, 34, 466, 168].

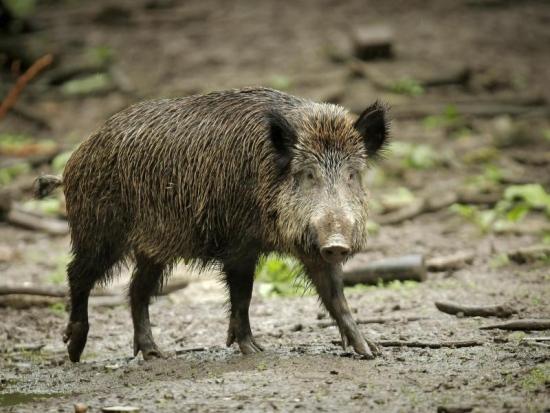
[238, 337, 264, 355]
[339, 324, 380, 359]
[134, 336, 166, 361]
[227, 330, 264, 355]
[63, 321, 89, 363]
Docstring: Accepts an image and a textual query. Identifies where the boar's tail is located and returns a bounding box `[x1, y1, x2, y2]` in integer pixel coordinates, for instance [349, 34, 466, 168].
[34, 175, 63, 199]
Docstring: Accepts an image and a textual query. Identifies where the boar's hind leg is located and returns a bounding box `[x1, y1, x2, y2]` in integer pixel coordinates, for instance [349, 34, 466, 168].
[129, 253, 167, 360]
[64, 247, 121, 362]
[223, 255, 264, 355]
[301, 257, 380, 359]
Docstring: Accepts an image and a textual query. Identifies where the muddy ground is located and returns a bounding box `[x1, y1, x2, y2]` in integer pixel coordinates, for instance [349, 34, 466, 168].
[1, 0, 550, 412]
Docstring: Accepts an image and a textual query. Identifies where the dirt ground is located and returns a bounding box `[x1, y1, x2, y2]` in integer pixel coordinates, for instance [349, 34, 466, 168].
[1, 0, 550, 412]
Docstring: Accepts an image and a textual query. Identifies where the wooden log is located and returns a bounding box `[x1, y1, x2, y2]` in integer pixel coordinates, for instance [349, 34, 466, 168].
[427, 251, 475, 271]
[342, 254, 426, 286]
[435, 301, 515, 318]
[480, 319, 550, 331]
[507, 244, 550, 264]
[376, 340, 482, 349]
[374, 190, 501, 225]
[6, 205, 69, 235]
[318, 315, 426, 328]
[351, 25, 394, 61]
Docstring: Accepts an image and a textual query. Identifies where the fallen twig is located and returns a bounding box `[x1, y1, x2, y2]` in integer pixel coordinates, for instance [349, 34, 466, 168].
[319, 315, 427, 329]
[437, 406, 474, 413]
[175, 346, 207, 355]
[0, 285, 70, 297]
[377, 340, 483, 348]
[6, 204, 69, 235]
[342, 254, 426, 285]
[521, 337, 550, 342]
[507, 244, 550, 264]
[522, 341, 550, 349]
[374, 190, 501, 225]
[427, 251, 475, 271]
[435, 301, 516, 318]
[0, 278, 189, 308]
[0, 54, 54, 121]
[480, 319, 550, 331]
[0, 343, 45, 353]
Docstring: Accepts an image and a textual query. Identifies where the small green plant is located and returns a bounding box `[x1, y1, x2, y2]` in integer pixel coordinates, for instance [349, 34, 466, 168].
[49, 302, 66, 315]
[521, 363, 550, 392]
[490, 253, 510, 269]
[268, 75, 292, 91]
[3, 0, 36, 17]
[52, 150, 73, 173]
[255, 255, 309, 297]
[423, 105, 460, 129]
[390, 77, 424, 96]
[46, 254, 70, 285]
[380, 187, 416, 211]
[86, 45, 115, 66]
[61, 73, 113, 96]
[451, 184, 550, 233]
[464, 165, 503, 193]
[502, 184, 550, 217]
[0, 162, 31, 185]
[0, 133, 56, 156]
[390, 141, 440, 169]
[423, 105, 471, 137]
[22, 198, 62, 217]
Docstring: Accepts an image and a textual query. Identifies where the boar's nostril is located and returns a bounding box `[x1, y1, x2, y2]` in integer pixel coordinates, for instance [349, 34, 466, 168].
[320, 244, 351, 263]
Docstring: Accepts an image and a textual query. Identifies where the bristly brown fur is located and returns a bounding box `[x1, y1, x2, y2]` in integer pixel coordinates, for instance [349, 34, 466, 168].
[62, 87, 386, 278]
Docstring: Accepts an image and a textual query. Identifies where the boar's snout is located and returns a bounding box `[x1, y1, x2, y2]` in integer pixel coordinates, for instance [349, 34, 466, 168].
[320, 237, 351, 264]
[321, 244, 351, 264]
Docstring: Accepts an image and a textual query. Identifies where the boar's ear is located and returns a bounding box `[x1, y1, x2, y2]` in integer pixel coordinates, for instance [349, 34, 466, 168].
[354, 101, 390, 161]
[267, 110, 296, 171]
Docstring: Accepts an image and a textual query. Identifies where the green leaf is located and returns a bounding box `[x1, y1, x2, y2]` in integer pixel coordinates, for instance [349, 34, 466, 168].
[505, 203, 529, 222]
[504, 184, 550, 215]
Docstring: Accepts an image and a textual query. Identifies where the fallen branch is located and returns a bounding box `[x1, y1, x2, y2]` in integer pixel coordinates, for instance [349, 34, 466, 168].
[427, 251, 475, 271]
[0, 54, 54, 121]
[384, 99, 548, 120]
[6, 204, 69, 235]
[175, 346, 207, 355]
[435, 301, 515, 318]
[437, 406, 474, 413]
[0, 285, 69, 297]
[480, 319, 550, 331]
[507, 244, 550, 264]
[375, 190, 501, 225]
[522, 341, 550, 349]
[319, 315, 426, 329]
[342, 254, 426, 285]
[0, 343, 45, 353]
[0, 278, 189, 308]
[376, 340, 483, 348]
[521, 337, 550, 342]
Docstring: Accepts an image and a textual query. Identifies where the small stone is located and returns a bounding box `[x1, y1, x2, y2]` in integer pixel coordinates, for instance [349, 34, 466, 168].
[290, 323, 303, 332]
[74, 403, 88, 413]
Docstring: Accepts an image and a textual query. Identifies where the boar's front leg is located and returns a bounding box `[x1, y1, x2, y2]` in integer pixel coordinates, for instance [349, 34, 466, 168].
[301, 257, 380, 359]
[223, 254, 264, 355]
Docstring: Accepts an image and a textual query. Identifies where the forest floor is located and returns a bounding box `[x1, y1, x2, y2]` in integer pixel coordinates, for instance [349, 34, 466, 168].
[1, 0, 549, 412]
